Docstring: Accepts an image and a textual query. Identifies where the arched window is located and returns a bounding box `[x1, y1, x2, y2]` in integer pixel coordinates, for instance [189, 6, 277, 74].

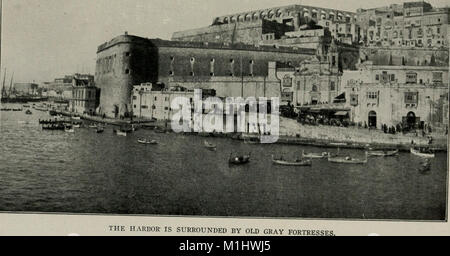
[312, 84, 318, 92]
[283, 75, 292, 87]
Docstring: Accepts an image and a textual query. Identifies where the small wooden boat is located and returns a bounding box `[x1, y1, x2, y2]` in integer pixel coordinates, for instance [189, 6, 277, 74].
[138, 138, 158, 144]
[272, 155, 312, 166]
[302, 150, 329, 159]
[204, 140, 217, 150]
[25, 109, 32, 115]
[114, 129, 127, 136]
[367, 149, 399, 157]
[65, 127, 75, 133]
[23, 104, 30, 108]
[410, 147, 435, 158]
[48, 110, 58, 116]
[229, 153, 250, 165]
[88, 124, 97, 128]
[96, 127, 104, 133]
[328, 152, 368, 164]
[418, 159, 431, 172]
[72, 116, 81, 120]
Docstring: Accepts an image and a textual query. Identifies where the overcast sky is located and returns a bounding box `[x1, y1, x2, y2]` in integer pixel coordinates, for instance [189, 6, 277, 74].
[1, 0, 449, 83]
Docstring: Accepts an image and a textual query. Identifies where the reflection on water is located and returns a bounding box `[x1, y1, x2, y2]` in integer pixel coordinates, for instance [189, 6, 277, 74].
[0, 105, 447, 220]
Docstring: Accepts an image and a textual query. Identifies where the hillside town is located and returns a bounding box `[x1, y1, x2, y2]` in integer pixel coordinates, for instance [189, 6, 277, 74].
[2, 1, 449, 149]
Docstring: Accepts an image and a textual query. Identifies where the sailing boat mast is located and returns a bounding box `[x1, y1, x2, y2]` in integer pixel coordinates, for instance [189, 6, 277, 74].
[1, 68, 7, 98]
[8, 72, 14, 97]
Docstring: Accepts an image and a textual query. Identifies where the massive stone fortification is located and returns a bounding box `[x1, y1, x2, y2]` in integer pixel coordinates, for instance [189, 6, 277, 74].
[95, 34, 315, 118]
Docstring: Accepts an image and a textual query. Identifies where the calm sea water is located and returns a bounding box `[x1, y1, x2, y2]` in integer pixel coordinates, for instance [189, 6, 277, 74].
[0, 104, 447, 220]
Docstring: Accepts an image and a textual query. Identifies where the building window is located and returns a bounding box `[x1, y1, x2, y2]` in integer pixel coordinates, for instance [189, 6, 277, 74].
[230, 59, 235, 76]
[330, 81, 335, 91]
[375, 74, 379, 81]
[283, 75, 292, 87]
[367, 91, 378, 99]
[125, 69, 130, 74]
[432, 72, 443, 83]
[169, 71, 174, 76]
[404, 92, 418, 104]
[312, 84, 318, 92]
[406, 72, 417, 84]
[350, 94, 358, 106]
[190, 72, 195, 76]
[390, 74, 395, 82]
[249, 60, 254, 76]
[132, 96, 137, 100]
[210, 58, 215, 75]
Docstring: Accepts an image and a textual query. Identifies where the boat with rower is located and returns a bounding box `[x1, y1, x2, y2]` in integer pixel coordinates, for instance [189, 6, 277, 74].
[410, 147, 435, 158]
[96, 126, 104, 133]
[229, 153, 250, 165]
[25, 109, 32, 115]
[302, 150, 329, 159]
[328, 152, 368, 164]
[204, 140, 217, 151]
[137, 138, 158, 144]
[272, 155, 312, 166]
[113, 129, 127, 136]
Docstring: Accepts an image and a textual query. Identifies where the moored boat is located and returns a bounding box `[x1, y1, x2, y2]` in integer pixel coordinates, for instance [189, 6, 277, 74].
[25, 109, 32, 115]
[410, 147, 435, 158]
[272, 155, 312, 166]
[367, 149, 399, 157]
[302, 150, 329, 159]
[328, 152, 368, 164]
[96, 127, 104, 133]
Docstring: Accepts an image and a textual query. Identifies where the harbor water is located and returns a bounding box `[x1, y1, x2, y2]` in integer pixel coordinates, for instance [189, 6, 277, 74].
[0, 105, 447, 220]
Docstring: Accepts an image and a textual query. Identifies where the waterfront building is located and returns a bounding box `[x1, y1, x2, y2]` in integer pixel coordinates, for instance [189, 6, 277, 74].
[95, 33, 314, 118]
[131, 83, 215, 121]
[69, 74, 98, 115]
[12, 83, 39, 95]
[293, 42, 342, 106]
[342, 61, 449, 129]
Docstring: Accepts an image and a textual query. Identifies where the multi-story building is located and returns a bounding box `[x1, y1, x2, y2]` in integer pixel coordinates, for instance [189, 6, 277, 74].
[131, 83, 216, 121]
[69, 74, 98, 115]
[342, 61, 448, 129]
[357, 1, 449, 48]
[293, 43, 341, 106]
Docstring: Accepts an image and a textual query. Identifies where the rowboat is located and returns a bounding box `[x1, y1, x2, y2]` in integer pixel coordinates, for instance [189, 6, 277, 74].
[114, 129, 127, 136]
[229, 153, 250, 165]
[367, 149, 399, 157]
[72, 116, 81, 120]
[204, 140, 217, 150]
[96, 127, 104, 133]
[138, 138, 158, 144]
[302, 150, 329, 159]
[25, 109, 32, 115]
[65, 128, 75, 133]
[272, 155, 312, 166]
[410, 147, 435, 158]
[88, 124, 97, 128]
[328, 152, 368, 164]
[418, 159, 431, 172]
